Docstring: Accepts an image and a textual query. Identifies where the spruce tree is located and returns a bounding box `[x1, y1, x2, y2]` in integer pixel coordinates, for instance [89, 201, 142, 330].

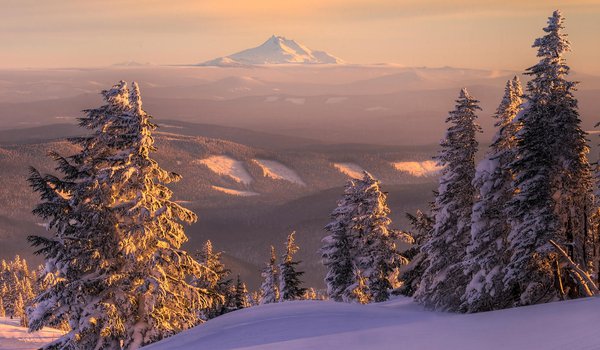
[27, 81, 209, 349]
[195, 240, 231, 319]
[13, 293, 24, 320]
[322, 173, 406, 303]
[259, 246, 280, 304]
[0, 296, 5, 317]
[462, 77, 523, 312]
[232, 275, 250, 310]
[504, 11, 594, 306]
[397, 209, 434, 297]
[415, 88, 482, 311]
[349, 268, 370, 305]
[321, 180, 359, 302]
[278, 232, 307, 301]
[354, 172, 405, 302]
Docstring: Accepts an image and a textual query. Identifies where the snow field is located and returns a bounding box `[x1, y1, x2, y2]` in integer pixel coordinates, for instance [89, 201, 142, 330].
[144, 296, 600, 350]
[253, 159, 305, 186]
[392, 160, 443, 177]
[211, 186, 259, 197]
[0, 317, 63, 350]
[333, 163, 366, 179]
[195, 155, 253, 185]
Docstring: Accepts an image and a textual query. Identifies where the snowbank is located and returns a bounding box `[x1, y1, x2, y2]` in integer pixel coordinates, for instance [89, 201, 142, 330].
[144, 296, 600, 350]
[0, 317, 62, 350]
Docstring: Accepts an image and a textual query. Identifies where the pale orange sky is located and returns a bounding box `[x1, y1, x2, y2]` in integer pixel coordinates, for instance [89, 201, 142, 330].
[1, 0, 599, 73]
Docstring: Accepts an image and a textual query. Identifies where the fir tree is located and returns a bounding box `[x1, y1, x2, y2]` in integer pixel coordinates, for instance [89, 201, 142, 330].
[195, 240, 230, 319]
[278, 232, 307, 301]
[504, 11, 594, 306]
[27, 81, 209, 349]
[303, 288, 318, 300]
[13, 293, 24, 320]
[354, 172, 406, 302]
[0, 297, 5, 317]
[232, 275, 250, 310]
[397, 209, 434, 297]
[415, 88, 482, 311]
[322, 173, 406, 303]
[259, 246, 280, 304]
[321, 180, 359, 302]
[349, 268, 370, 305]
[462, 77, 523, 312]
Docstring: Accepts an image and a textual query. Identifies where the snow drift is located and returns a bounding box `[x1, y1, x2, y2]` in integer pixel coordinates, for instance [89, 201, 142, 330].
[144, 297, 600, 350]
[0, 317, 62, 350]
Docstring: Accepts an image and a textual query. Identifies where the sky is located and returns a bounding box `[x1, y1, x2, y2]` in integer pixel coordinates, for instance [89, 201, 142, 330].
[1, 0, 599, 73]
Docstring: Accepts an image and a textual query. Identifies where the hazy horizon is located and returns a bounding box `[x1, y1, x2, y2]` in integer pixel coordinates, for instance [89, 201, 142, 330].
[2, 1, 600, 74]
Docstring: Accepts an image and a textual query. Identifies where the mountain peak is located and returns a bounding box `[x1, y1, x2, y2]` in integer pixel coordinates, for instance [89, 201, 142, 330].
[199, 35, 344, 66]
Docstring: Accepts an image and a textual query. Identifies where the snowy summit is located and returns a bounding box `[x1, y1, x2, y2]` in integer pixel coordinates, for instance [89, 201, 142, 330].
[199, 35, 344, 66]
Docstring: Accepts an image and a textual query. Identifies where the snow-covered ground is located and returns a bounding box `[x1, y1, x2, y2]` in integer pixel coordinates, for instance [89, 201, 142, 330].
[392, 160, 443, 177]
[333, 163, 366, 179]
[144, 296, 600, 350]
[253, 159, 305, 186]
[195, 155, 253, 185]
[0, 317, 62, 350]
[211, 186, 259, 197]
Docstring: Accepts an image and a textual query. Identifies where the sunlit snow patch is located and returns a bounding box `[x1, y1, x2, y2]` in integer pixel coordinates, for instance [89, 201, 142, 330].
[285, 97, 306, 105]
[392, 161, 442, 177]
[365, 106, 389, 112]
[333, 163, 366, 179]
[325, 97, 348, 104]
[253, 159, 305, 186]
[196, 155, 253, 184]
[211, 186, 259, 197]
[0, 317, 63, 350]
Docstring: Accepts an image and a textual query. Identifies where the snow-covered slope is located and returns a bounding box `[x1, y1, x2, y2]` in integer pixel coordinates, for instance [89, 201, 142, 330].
[195, 155, 253, 185]
[211, 185, 259, 197]
[333, 162, 366, 179]
[253, 159, 305, 186]
[200, 35, 344, 66]
[0, 317, 62, 350]
[144, 297, 600, 350]
[392, 160, 443, 177]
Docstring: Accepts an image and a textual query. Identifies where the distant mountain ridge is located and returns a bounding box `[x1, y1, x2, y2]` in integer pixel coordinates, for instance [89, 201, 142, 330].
[200, 35, 344, 66]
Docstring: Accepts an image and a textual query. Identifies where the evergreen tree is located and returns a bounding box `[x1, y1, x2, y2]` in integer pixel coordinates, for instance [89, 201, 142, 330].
[462, 77, 523, 312]
[415, 88, 482, 311]
[397, 209, 434, 297]
[0, 296, 5, 317]
[278, 232, 307, 301]
[232, 275, 250, 310]
[349, 268, 370, 305]
[354, 172, 406, 302]
[259, 246, 280, 304]
[13, 293, 24, 320]
[303, 288, 318, 300]
[0, 256, 36, 320]
[27, 81, 209, 349]
[321, 180, 359, 302]
[195, 240, 231, 319]
[322, 173, 406, 303]
[504, 11, 594, 306]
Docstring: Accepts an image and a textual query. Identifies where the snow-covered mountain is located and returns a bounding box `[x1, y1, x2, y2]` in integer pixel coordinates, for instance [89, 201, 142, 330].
[200, 35, 344, 66]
